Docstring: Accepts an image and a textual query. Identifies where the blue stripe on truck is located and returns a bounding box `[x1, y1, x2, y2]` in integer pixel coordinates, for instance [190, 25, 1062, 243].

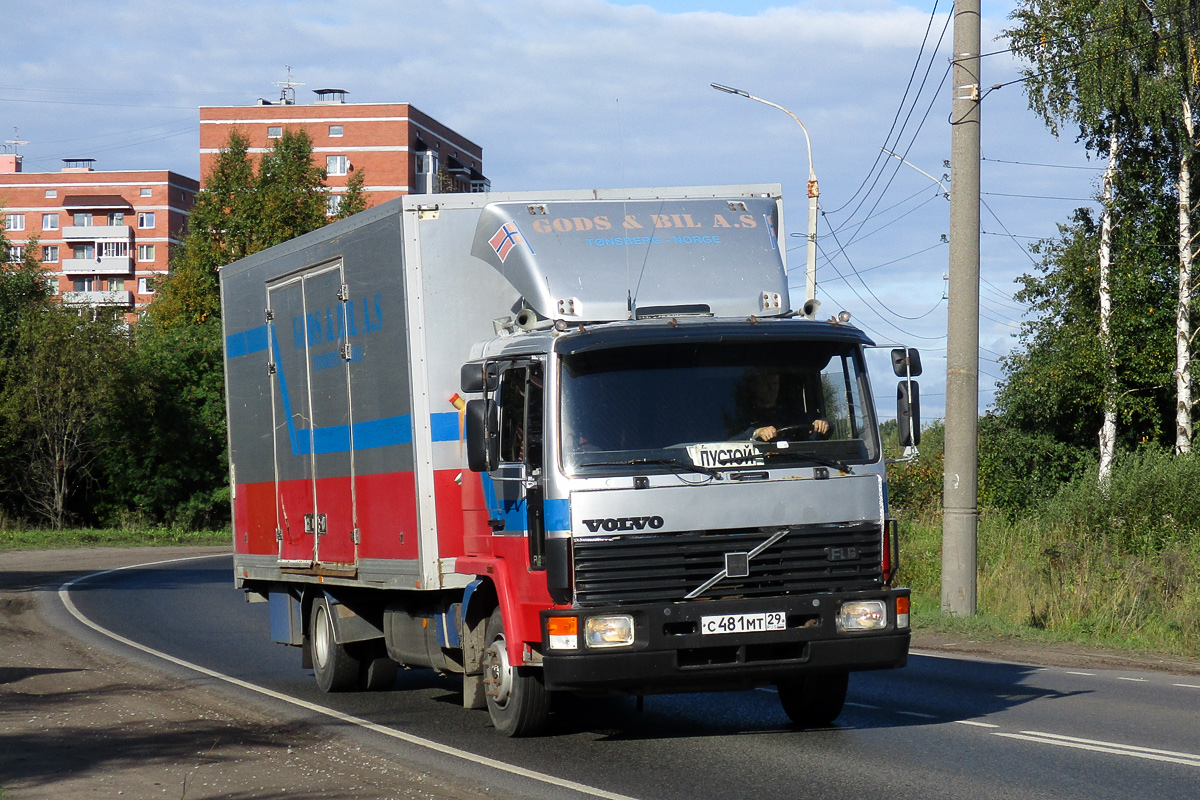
[227, 325, 459, 455]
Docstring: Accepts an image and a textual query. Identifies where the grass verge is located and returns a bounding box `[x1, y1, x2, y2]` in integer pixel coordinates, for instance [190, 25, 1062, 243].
[0, 527, 230, 552]
[900, 512, 1200, 659]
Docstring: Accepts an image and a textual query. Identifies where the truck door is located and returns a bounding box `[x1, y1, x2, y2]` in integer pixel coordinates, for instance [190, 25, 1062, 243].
[489, 362, 547, 570]
[266, 262, 358, 569]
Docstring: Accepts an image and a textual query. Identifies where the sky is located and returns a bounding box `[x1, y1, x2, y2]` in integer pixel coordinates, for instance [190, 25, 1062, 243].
[1, 0, 1104, 421]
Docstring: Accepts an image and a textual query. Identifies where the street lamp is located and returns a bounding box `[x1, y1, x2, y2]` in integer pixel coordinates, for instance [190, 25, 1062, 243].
[711, 83, 819, 312]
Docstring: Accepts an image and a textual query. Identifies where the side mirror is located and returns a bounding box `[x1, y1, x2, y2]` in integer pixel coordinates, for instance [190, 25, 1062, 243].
[465, 399, 499, 472]
[460, 362, 499, 393]
[897, 381, 921, 447]
[891, 347, 922, 378]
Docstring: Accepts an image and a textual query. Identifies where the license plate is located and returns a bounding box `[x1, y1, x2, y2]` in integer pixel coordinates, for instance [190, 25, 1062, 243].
[700, 611, 787, 635]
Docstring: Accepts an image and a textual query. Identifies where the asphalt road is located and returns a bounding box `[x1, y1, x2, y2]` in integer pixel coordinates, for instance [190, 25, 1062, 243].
[61, 553, 1200, 800]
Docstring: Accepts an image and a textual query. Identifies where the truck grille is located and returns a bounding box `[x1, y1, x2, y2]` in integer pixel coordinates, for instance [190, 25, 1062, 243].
[572, 523, 883, 607]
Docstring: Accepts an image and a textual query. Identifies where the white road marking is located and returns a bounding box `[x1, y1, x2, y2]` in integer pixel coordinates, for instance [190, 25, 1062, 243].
[1173, 684, 1200, 689]
[954, 720, 999, 729]
[896, 711, 937, 719]
[1066, 671, 1094, 676]
[1118, 677, 1148, 683]
[58, 554, 641, 800]
[994, 731, 1200, 768]
[844, 702, 880, 710]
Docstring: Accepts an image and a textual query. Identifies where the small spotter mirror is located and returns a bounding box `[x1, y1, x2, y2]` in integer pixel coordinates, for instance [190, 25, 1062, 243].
[890, 348, 923, 378]
[460, 362, 499, 393]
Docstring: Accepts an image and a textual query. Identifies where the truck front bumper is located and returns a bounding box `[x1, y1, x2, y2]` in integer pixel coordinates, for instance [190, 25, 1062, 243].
[540, 590, 909, 695]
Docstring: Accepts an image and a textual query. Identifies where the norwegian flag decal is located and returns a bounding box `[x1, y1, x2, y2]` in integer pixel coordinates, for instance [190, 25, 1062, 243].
[488, 221, 532, 262]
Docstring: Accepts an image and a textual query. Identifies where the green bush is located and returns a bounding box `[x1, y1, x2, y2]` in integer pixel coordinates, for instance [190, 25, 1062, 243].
[978, 413, 1090, 514]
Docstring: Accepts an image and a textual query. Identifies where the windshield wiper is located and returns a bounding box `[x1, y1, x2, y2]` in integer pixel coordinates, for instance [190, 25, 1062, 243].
[764, 450, 854, 474]
[582, 458, 723, 480]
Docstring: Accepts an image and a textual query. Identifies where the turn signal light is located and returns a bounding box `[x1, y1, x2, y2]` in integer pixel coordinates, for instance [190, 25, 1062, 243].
[546, 616, 578, 650]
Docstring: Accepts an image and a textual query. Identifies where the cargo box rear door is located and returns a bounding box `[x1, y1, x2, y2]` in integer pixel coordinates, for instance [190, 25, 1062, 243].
[266, 261, 358, 569]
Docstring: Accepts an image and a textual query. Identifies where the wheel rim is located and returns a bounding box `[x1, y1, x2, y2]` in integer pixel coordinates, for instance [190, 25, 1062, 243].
[483, 633, 513, 707]
[313, 605, 331, 670]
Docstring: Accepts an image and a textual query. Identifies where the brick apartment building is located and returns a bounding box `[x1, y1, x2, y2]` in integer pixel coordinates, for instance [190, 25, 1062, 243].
[1, 153, 197, 322]
[199, 88, 489, 213]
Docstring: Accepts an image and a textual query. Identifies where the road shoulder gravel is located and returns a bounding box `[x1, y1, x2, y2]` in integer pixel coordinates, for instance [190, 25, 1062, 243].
[0, 546, 494, 800]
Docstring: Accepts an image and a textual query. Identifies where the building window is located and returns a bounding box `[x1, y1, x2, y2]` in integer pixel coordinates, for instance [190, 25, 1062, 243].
[326, 194, 342, 217]
[138, 277, 156, 294]
[100, 241, 128, 258]
[109, 211, 125, 226]
[329, 125, 343, 137]
[140, 187, 152, 197]
[137, 212, 155, 229]
[6, 245, 23, 263]
[42, 213, 59, 231]
[267, 126, 283, 139]
[138, 244, 155, 261]
[74, 212, 93, 227]
[109, 278, 125, 292]
[45, 278, 59, 295]
[326, 155, 348, 176]
[4, 213, 24, 231]
[45, 189, 57, 198]
[73, 244, 95, 260]
[42, 245, 59, 263]
[73, 278, 94, 292]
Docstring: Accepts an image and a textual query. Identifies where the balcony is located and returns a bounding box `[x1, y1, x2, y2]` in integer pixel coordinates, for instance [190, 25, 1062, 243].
[62, 225, 132, 242]
[62, 290, 134, 307]
[61, 256, 133, 275]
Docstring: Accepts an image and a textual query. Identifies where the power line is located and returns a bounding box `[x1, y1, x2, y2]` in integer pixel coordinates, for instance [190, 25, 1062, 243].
[982, 155, 1104, 171]
[825, 1, 951, 216]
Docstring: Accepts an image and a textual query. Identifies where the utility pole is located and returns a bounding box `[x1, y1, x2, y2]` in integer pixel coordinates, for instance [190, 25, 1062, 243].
[943, 0, 981, 615]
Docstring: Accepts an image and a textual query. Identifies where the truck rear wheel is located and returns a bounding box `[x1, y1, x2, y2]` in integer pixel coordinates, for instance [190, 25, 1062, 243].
[310, 598, 361, 693]
[482, 607, 550, 736]
[777, 671, 849, 728]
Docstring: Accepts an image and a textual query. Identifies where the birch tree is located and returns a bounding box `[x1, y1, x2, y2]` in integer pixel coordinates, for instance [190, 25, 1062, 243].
[1007, 0, 1199, 464]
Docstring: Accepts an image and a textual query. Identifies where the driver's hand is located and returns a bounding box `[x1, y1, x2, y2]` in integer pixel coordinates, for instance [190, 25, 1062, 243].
[811, 419, 830, 436]
[753, 426, 777, 442]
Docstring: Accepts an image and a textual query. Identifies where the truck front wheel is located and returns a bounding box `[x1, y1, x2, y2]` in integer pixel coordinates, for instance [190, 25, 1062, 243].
[310, 598, 361, 693]
[482, 607, 550, 736]
[777, 671, 849, 728]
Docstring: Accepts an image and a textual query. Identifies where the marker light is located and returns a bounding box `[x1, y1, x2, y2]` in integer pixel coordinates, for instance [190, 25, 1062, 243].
[546, 616, 578, 650]
[584, 614, 635, 648]
[896, 596, 911, 629]
[837, 600, 888, 632]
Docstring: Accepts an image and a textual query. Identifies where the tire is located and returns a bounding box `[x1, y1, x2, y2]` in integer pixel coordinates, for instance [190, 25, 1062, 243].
[777, 671, 849, 728]
[310, 598, 361, 693]
[481, 607, 550, 736]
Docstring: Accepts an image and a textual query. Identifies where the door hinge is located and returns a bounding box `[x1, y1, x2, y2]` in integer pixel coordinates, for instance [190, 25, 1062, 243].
[275, 528, 283, 543]
[265, 308, 275, 321]
[340, 341, 353, 361]
[351, 528, 360, 544]
[267, 361, 277, 375]
[337, 283, 350, 302]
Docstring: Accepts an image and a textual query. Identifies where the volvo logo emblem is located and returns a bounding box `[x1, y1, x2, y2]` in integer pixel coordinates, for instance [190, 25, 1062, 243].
[582, 516, 665, 533]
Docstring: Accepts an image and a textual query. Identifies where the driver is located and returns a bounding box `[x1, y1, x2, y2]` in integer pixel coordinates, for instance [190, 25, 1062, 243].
[741, 370, 830, 442]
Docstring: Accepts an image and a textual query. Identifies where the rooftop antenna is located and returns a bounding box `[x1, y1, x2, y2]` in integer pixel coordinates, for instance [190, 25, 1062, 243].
[273, 66, 303, 105]
[2, 127, 28, 154]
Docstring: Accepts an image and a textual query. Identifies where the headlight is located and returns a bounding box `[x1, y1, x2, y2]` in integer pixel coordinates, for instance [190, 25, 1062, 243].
[837, 600, 888, 632]
[584, 614, 635, 648]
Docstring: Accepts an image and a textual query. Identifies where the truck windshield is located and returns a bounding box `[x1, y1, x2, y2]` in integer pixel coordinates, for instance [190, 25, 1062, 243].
[560, 338, 879, 475]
